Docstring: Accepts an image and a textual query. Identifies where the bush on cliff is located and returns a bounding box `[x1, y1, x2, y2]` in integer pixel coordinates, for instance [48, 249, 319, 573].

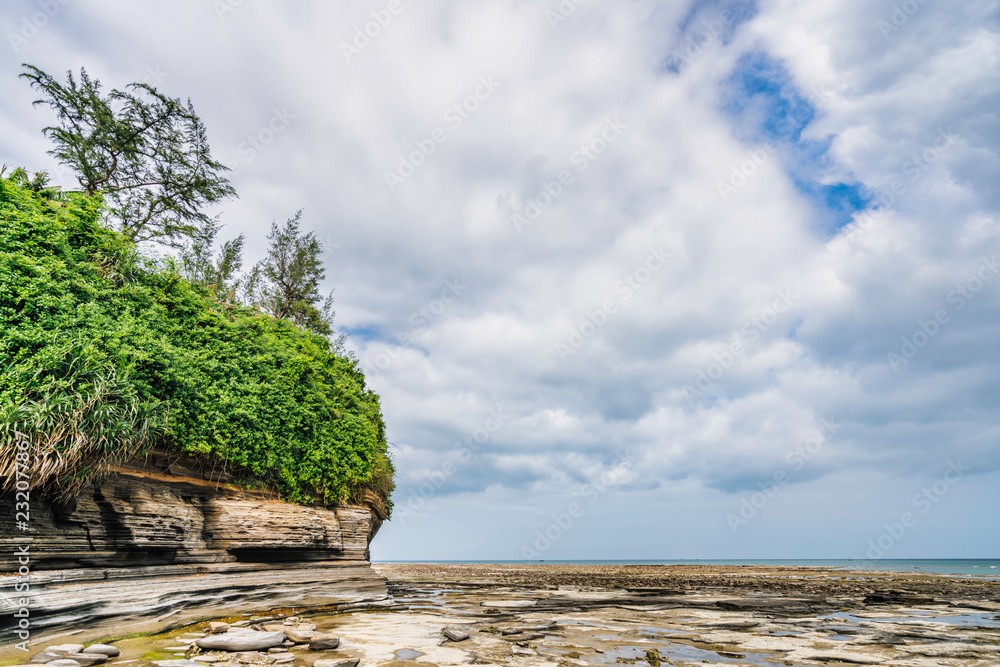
[0, 170, 394, 512]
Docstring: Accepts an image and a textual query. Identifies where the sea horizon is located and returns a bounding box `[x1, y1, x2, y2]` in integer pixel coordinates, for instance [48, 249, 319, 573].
[375, 558, 1000, 578]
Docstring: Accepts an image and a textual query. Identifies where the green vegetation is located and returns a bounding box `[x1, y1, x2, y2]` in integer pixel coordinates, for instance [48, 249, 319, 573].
[0, 63, 394, 513]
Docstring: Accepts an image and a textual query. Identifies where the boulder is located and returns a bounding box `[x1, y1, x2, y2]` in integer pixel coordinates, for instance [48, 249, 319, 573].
[442, 629, 469, 642]
[209, 622, 230, 634]
[308, 635, 340, 650]
[283, 629, 315, 643]
[82, 646, 119, 657]
[195, 631, 286, 652]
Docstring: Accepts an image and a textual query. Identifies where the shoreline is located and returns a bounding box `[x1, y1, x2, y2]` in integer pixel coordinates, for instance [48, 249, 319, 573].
[7, 563, 1000, 666]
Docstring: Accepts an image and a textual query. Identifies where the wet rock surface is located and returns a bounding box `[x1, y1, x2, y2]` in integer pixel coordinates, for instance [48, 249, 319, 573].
[11, 563, 1000, 667]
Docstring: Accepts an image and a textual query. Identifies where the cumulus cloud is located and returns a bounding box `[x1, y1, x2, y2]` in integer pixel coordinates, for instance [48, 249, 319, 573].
[2, 0, 997, 559]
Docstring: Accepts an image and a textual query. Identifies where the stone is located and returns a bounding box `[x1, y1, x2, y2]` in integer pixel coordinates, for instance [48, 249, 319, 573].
[283, 629, 315, 643]
[46, 662, 82, 667]
[196, 631, 286, 652]
[273, 657, 295, 664]
[307, 636, 340, 650]
[500, 629, 521, 636]
[61, 654, 107, 666]
[312, 661, 358, 667]
[442, 629, 469, 642]
[262, 625, 287, 633]
[210, 623, 231, 634]
[296, 623, 317, 632]
[153, 662, 203, 667]
[83, 646, 119, 657]
[192, 657, 220, 663]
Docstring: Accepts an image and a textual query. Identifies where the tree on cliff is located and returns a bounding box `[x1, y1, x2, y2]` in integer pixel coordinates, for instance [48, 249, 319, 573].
[20, 64, 235, 247]
[244, 210, 336, 336]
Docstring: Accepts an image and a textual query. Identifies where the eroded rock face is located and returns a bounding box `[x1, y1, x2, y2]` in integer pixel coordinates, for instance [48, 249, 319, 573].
[0, 453, 388, 649]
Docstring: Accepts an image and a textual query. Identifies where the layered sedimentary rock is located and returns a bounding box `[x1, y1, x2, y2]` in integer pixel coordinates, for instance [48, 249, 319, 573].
[0, 451, 388, 648]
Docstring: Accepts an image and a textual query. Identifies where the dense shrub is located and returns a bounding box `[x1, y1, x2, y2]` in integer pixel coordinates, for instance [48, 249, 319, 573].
[0, 173, 393, 512]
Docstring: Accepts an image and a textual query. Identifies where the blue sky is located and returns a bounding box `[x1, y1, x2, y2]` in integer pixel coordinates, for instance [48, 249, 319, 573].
[1, 0, 998, 560]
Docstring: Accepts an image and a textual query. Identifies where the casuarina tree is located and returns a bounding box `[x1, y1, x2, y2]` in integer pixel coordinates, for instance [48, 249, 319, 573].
[20, 64, 235, 247]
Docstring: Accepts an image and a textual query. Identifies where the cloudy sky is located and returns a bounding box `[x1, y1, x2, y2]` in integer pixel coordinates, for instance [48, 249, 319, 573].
[2, 0, 999, 561]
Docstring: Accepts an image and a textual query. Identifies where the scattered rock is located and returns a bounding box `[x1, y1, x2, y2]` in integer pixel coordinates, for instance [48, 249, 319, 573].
[480, 601, 535, 608]
[268, 648, 289, 654]
[272, 656, 295, 664]
[196, 631, 286, 652]
[312, 660, 359, 667]
[61, 654, 107, 666]
[308, 635, 340, 650]
[191, 656, 220, 663]
[44, 661, 81, 667]
[296, 623, 317, 632]
[283, 629, 315, 643]
[210, 623, 231, 634]
[153, 661, 203, 667]
[442, 629, 470, 642]
[500, 629, 521, 636]
[262, 625, 287, 633]
[82, 646, 119, 657]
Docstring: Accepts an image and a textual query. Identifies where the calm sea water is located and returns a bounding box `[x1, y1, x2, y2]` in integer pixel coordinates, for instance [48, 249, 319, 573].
[381, 559, 1000, 578]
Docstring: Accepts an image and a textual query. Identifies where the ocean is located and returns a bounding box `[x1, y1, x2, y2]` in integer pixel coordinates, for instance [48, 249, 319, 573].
[380, 559, 1000, 577]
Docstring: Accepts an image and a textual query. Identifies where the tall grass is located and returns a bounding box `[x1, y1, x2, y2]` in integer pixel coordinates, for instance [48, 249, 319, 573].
[0, 339, 166, 500]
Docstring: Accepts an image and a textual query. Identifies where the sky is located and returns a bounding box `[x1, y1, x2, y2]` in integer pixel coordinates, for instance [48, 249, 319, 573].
[1, 0, 998, 561]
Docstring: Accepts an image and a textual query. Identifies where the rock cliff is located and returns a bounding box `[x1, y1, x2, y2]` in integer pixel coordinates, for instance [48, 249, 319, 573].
[0, 451, 389, 649]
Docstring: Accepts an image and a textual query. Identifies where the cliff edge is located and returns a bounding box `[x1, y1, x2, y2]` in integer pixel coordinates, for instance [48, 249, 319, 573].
[0, 451, 389, 649]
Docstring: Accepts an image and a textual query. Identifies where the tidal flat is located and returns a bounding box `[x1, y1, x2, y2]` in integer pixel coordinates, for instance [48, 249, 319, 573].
[20, 563, 1000, 667]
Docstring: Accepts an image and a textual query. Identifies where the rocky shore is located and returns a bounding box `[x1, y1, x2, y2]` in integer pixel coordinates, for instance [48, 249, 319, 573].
[6, 563, 999, 667]
[0, 452, 388, 647]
